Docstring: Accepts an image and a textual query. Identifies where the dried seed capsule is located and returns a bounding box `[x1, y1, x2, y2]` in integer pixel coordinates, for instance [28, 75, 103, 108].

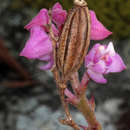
[56, 0, 90, 80]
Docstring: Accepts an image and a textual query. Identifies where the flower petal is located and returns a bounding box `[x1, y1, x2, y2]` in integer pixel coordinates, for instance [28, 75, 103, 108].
[52, 2, 63, 10]
[85, 44, 100, 67]
[93, 45, 106, 63]
[105, 42, 115, 55]
[25, 9, 49, 30]
[85, 42, 126, 83]
[20, 26, 52, 59]
[105, 53, 126, 74]
[92, 60, 106, 73]
[52, 9, 67, 25]
[90, 10, 112, 40]
[52, 2, 67, 28]
[39, 54, 51, 61]
[64, 88, 75, 99]
[39, 60, 53, 70]
[39, 55, 54, 70]
[87, 69, 107, 84]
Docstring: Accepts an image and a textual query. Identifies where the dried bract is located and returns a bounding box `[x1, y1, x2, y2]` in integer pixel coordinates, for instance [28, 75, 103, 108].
[56, 0, 91, 81]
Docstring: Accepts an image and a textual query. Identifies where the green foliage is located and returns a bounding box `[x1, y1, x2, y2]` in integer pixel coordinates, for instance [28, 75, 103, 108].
[11, 0, 130, 40]
[11, 0, 73, 10]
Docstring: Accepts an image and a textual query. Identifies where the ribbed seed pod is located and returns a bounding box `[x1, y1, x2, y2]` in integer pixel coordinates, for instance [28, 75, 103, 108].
[56, 0, 90, 80]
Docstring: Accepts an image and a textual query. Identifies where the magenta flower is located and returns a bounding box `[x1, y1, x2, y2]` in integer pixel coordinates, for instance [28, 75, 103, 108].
[85, 42, 126, 83]
[20, 2, 67, 70]
[90, 10, 112, 40]
[20, 26, 52, 59]
[52, 2, 67, 29]
[20, 2, 112, 70]
[24, 9, 49, 31]
[24, 3, 67, 34]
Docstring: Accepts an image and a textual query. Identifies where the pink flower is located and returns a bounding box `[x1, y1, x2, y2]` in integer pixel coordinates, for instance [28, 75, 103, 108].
[24, 3, 67, 34]
[24, 9, 49, 30]
[90, 10, 112, 40]
[20, 26, 52, 59]
[85, 42, 126, 83]
[20, 2, 67, 70]
[52, 2, 67, 29]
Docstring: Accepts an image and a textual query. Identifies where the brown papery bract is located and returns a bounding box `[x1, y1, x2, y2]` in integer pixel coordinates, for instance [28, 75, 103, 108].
[56, 4, 91, 82]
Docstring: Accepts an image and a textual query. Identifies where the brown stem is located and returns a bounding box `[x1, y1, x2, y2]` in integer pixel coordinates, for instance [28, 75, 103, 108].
[48, 10, 72, 123]
[77, 94, 102, 130]
[52, 68, 70, 118]
[70, 72, 102, 130]
[58, 84, 80, 130]
[48, 10, 80, 130]
[59, 82, 71, 118]
[52, 68, 80, 130]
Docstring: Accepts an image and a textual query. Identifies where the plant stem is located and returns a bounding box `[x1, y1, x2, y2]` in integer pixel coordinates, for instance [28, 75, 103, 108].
[70, 72, 102, 130]
[49, 12, 80, 129]
[77, 94, 102, 130]
[52, 68, 80, 130]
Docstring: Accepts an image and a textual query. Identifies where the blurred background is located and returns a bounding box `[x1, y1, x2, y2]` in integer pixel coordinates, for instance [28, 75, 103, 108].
[0, 0, 130, 130]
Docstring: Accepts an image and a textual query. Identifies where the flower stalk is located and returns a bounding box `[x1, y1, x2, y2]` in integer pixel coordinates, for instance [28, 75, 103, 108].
[48, 11, 80, 128]
[52, 67, 80, 130]
[20, 0, 126, 130]
[77, 94, 102, 130]
[69, 72, 102, 130]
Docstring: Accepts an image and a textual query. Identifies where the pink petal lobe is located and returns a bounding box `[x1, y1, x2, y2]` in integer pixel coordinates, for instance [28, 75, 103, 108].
[25, 9, 49, 30]
[105, 42, 115, 55]
[52, 10, 67, 25]
[92, 60, 106, 73]
[93, 45, 106, 64]
[85, 44, 100, 66]
[39, 54, 54, 70]
[20, 26, 52, 59]
[64, 88, 75, 99]
[105, 53, 126, 74]
[90, 10, 112, 40]
[105, 55, 112, 66]
[52, 3, 67, 27]
[39, 60, 53, 70]
[39, 54, 51, 61]
[65, 88, 78, 105]
[87, 69, 107, 84]
[52, 2, 62, 10]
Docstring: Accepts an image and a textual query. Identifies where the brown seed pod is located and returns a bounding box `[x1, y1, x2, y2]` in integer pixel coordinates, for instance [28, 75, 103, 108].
[56, 0, 91, 81]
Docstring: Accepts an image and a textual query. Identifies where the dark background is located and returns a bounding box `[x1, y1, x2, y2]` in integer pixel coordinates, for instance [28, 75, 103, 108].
[0, 0, 130, 130]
